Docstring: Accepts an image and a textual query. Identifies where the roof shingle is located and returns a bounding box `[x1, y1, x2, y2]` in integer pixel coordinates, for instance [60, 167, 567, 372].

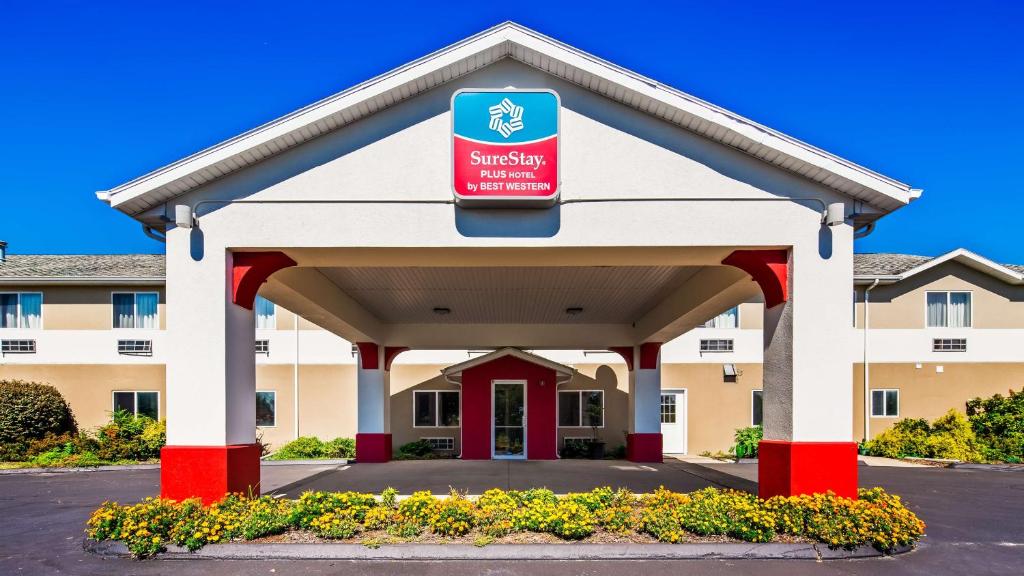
[0, 254, 164, 280]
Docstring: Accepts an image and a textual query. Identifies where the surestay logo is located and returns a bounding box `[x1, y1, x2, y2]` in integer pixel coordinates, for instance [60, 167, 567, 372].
[452, 90, 559, 206]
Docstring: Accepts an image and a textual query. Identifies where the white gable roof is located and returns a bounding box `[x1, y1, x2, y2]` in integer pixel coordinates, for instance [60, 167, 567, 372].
[855, 248, 1024, 285]
[442, 347, 575, 383]
[98, 22, 919, 217]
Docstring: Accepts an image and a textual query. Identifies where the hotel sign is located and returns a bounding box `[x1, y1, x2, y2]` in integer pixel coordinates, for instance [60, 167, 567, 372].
[452, 89, 560, 206]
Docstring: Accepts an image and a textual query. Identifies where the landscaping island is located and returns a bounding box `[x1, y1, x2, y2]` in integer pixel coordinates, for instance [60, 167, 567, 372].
[87, 486, 925, 558]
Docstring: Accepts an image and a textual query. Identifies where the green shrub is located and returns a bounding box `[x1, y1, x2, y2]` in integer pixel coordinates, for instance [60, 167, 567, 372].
[967, 388, 1024, 462]
[290, 490, 378, 527]
[268, 436, 355, 460]
[397, 439, 433, 459]
[863, 410, 982, 462]
[94, 411, 165, 461]
[729, 425, 762, 459]
[0, 380, 77, 446]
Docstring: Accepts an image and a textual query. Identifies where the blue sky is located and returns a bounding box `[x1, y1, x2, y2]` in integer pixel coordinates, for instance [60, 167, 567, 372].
[2, 1, 1022, 263]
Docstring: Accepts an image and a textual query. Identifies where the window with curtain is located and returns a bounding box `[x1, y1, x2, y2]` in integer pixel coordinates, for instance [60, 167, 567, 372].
[702, 306, 738, 329]
[256, 391, 276, 426]
[0, 293, 42, 328]
[871, 389, 899, 417]
[926, 292, 971, 328]
[413, 391, 460, 427]
[558, 390, 604, 427]
[255, 296, 276, 329]
[751, 390, 763, 426]
[112, 293, 159, 329]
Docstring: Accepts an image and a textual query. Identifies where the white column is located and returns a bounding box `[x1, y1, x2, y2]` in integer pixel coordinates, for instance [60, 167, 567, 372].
[165, 233, 255, 446]
[630, 345, 662, 434]
[356, 344, 390, 434]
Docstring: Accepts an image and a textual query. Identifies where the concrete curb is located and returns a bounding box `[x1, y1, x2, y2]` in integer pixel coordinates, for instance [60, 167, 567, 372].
[260, 459, 350, 466]
[0, 463, 160, 475]
[84, 538, 913, 561]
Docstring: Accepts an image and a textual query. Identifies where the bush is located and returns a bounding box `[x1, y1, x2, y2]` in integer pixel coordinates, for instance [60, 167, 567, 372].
[0, 380, 77, 446]
[396, 439, 433, 459]
[88, 486, 926, 557]
[729, 425, 762, 459]
[967, 388, 1024, 462]
[863, 410, 983, 462]
[94, 411, 165, 461]
[267, 436, 355, 460]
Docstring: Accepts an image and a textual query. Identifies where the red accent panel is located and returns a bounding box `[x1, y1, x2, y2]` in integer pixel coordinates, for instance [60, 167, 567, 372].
[356, 342, 380, 370]
[459, 355, 558, 460]
[722, 250, 789, 309]
[355, 433, 392, 463]
[608, 347, 634, 371]
[384, 347, 410, 371]
[626, 433, 663, 463]
[454, 135, 558, 200]
[638, 342, 662, 370]
[231, 252, 297, 310]
[160, 444, 261, 505]
[758, 440, 858, 499]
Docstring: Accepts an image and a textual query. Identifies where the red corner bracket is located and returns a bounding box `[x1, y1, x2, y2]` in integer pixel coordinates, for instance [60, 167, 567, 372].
[384, 347, 410, 371]
[639, 342, 662, 370]
[722, 250, 789, 309]
[231, 252, 297, 310]
[356, 342, 380, 370]
[608, 347, 634, 371]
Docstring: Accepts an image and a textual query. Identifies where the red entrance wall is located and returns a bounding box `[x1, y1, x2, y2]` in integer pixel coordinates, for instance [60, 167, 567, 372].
[460, 355, 558, 460]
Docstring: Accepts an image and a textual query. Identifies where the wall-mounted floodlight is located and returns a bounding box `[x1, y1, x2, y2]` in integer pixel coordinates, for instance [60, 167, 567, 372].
[174, 205, 194, 229]
[824, 203, 846, 227]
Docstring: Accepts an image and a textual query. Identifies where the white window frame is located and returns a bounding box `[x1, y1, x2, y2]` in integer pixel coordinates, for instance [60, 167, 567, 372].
[924, 290, 972, 329]
[751, 389, 764, 426]
[0, 292, 43, 329]
[557, 389, 605, 428]
[111, 390, 160, 419]
[412, 390, 461, 428]
[699, 338, 735, 353]
[110, 291, 160, 330]
[700, 306, 740, 329]
[421, 436, 455, 451]
[870, 389, 900, 418]
[256, 390, 277, 428]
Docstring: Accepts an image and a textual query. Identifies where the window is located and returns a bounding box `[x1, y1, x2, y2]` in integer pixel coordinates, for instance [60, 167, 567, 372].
[933, 338, 967, 352]
[702, 306, 738, 329]
[423, 437, 454, 451]
[255, 339, 270, 355]
[113, 391, 159, 419]
[751, 390, 763, 426]
[558, 390, 604, 427]
[0, 292, 42, 329]
[660, 393, 676, 424]
[871, 389, 899, 418]
[700, 339, 734, 353]
[256, 391, 276, 427]
[1, 339, 36, 353]
[112, 292, 159, 329]
[926, 291, 971, 328]
[117, 339, 152, 356]
[255, 296, 276, 330]
[413, 390, 460, 427]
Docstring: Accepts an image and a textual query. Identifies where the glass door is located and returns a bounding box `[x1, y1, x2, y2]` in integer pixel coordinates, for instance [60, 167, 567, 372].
[493, 381, 526, 459]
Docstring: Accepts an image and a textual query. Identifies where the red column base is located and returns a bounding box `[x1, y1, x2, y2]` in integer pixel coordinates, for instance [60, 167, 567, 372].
[160, 444, 261, 505]
[758, 440, 858, 499]
[626, 433, 663, 463]
[356, 433, 392, 463]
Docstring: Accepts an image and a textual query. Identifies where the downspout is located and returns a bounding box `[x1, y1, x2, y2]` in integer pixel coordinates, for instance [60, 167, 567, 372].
[293, 312, 300, 440]
[862, 279, 880, 442]
[141, 225, 166, 243]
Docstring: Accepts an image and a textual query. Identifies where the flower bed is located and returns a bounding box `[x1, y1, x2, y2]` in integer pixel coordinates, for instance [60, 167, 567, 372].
[87, 486, 925, 558]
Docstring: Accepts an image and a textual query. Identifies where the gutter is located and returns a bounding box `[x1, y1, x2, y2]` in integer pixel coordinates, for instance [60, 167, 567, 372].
[862, 279, 880, 442]
[0, 277, 165, 286]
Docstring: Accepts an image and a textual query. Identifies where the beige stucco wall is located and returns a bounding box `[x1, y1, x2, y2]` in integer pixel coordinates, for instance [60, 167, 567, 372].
[855, 262, 1024, 329]
[3, 285, 167, 330]
[852, 362, 1024, 440]
[389, 365, 461, 453]
[0, 364, 166, 431]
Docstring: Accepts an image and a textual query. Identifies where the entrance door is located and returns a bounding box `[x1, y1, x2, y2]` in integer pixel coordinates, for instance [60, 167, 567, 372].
[660, 389, 687, 454]
[492, 380, 527, 459]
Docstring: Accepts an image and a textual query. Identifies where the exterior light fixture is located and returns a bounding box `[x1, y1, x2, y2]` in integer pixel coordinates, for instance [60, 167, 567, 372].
[824, 203, 846, 227]
[174, 205, 194, 229]
[565, 307, 583, 316]
[432, 307, 451, 316]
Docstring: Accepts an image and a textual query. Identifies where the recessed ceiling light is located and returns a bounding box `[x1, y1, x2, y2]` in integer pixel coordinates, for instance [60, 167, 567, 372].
[432, 307, 451, 316]
[565, 307, 584, 316]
